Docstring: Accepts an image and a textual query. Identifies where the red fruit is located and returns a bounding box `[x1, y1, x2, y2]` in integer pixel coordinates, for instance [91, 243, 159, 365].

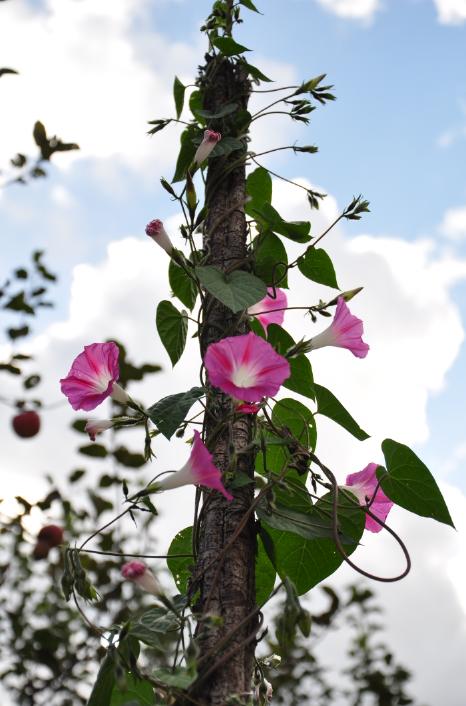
[33, 540, 51, 560]
[12, 410, 41, 438]
[37, 524, 64, 547]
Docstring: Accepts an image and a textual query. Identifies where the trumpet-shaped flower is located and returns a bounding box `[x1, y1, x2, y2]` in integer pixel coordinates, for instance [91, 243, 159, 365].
[85, 418, 114, 441]
[60, 342, 130, 411]
[145, 219, 174, 255]
[194, 129, 221, 165]
[248, 287, 288, 332]
[308, 297, 369, 358]
[344, 463, 393, 533]
[204, 332, 290, 402]
[121, 561, 161, 596]
[158, 430, 233, 501]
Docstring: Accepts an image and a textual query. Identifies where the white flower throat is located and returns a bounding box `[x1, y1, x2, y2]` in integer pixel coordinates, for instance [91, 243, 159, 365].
[232, 364, 257, 388]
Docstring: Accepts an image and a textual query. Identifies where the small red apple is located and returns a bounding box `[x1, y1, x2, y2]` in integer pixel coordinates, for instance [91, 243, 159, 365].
[12, 410, 41, 438]
[37, 525, 64, 547]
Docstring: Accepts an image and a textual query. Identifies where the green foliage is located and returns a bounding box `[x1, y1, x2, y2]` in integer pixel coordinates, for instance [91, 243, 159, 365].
[246, 166, 272, 206]
[172, 125, 199, 182]
[87, 653, 116, 706]
[167, 526, 194, 593]
[173, 76, 186, 119]
[110, 676, 154, 705]
[315, 384, 369, 441]
[148, 387, 204, 439]
[248, 202, 311, 243]
[380, 439, 454, 527]
[212, 36, 251, 56]
[298, 247, 339, 289]
[267, 325, 315, 400]
[156, 300, 188, 366]
[268, 490, 365, 595]
[195, 265, 266, 312]
[254, 231, 289, 288]
[256, 537, 276, 604]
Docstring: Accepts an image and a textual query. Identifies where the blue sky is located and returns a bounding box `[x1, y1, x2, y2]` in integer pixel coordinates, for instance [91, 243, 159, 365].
[2, 2, 466, 703]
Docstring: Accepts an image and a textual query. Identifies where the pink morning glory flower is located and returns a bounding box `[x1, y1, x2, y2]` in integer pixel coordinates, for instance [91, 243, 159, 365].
[85, 418, 114, 441]
[145, 219, 174, 255]
[248, 287, 288, 332]
[158, 430, 233, 501]
[308, 297, 369, 358]
[194, 129, 221, 166]
[204, 332, 290, 403]
[121, 560, 161, 596]
[344, 462, 393, 533]
[60, 342, 130, 412]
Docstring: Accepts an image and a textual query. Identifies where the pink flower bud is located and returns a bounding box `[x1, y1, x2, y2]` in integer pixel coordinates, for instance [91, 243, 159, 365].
[193, 130, 221, 166]
[344, 463, 393, 533]
[121, 560, 161, 596]
[85, 418, 114, 441]
[145, 219, 174, 255]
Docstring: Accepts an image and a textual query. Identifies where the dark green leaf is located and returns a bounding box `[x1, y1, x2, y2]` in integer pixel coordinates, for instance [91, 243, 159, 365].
[148, 387, 204, 440]
[246, 167, 272, 206]
[87, 653, 115, 706]
[167, 526, 194, 593]
[130, 607, 179, 649]
[268, 490, 364, 594]
[169, 259, 198, 310]
[173, 76, 186, 119]
[239, 0, 260, 11]
[314, 384, 369, 441]
[195, 265, 266, 313]
[23, 374, 41, 389]
[78, 443, 108, 458]
[113, 447, 146, 468]
[7, 325, 29, 340]
[4, 291, 34, 315]
[267, 325, 314, 400]
[172, 126, 199, 182]
[380, 439, 454, 527]
[0, 67, 19, 77]
[210, 135, 245, 158]
[156, 300, 188, 366]
[249, 203, 311, 243]
[213, 37, 251, 56]
[153, 667, 196, 689]
[254, 231, 288, 288]
[242, 61, 272, 83]
[256, 537, 276, 604]
[110, 676, 154, 706]
[298, 247, 339, 289]
[197, 103, 238, 119]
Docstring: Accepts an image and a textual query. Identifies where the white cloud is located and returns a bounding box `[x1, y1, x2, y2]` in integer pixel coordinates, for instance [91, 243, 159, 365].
[440, 205, 466, 240]
[0, 0, 202, 171]
[314, 0, 381, 22]
[433, 0, 466, 24]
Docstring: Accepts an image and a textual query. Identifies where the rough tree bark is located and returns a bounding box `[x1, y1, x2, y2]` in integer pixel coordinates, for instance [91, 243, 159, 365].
[191, 36, 258, 706]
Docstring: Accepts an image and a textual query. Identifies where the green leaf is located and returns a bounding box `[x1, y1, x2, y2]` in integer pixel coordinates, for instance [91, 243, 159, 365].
[169, 260, 198, 310]
[153, 667, 197, 690]
[254, 231, 288, 288]
[172, 126, 199, 182]
[249, 203, 311, 243]
[242, 61, 272, 83]
[173, 76, 186, 119]
[195, 265, 266, 313]
[167, 526, 194, 593]
[246, 167, 272, 206]
[197, 103, 238, 119]
[268, 490, 365, 595]
[257, 398, 316, 476]
[189, 90, 205, 124]
[380, 439, 454, 527]
[314, 384, 369, 441]
[110, 676, 154, 706]
[113, 447, 146, 468]
[148, 387, 204, 440]
[156, 300, 188, 366]
[78, 443, 108, 458]
[256, 537, 276, 605]
[213, 36, 251, 56]
[298, 247, 339, 289]
[87, 653, 115, 706]
[239, 0, 260, 11]
[130, 607, 179, 649]
[210, 135, 245, 158]
[267, 325, 314, 400]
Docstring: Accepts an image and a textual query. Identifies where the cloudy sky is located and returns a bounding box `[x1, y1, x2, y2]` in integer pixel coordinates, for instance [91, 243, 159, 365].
[2, 0, 466, 703]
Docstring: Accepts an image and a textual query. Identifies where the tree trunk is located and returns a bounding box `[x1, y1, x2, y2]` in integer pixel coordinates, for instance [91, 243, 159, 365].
[191, 54, 258, 705]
